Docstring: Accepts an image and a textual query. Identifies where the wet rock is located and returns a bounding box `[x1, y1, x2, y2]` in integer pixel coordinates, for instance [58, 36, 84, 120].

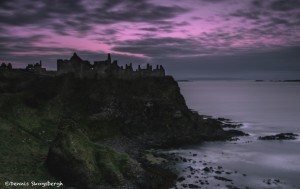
[177, 176, 185, 182]
[226, 185, 240, 189]
[214, 176, 232, 182]
[217, 117, 230, 122]
[188, 184, 199, 188]
[274, 179, 280, 183]
[188, 166, 195, 171]
[258, 133, 298, 140]
[226, 130, 249, 137]
[263, 178, 282, 186]
[181, 184, 188, 188]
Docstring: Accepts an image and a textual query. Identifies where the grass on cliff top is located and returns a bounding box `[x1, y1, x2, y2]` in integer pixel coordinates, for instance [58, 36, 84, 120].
[0, 117, 56, 185]
[0, 88, 62, 185]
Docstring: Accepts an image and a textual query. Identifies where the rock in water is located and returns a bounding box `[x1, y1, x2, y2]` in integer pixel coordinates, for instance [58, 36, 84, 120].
[46, 119, 143, 189]
[258, 133, 299, 140]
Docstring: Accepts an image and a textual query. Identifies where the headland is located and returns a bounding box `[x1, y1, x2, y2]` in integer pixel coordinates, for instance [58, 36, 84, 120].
[0, 54, 246, 189]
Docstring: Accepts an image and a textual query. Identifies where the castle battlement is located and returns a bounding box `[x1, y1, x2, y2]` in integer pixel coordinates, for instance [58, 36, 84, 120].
[3, 53, 165, 79]
[56, 53, 165, 79]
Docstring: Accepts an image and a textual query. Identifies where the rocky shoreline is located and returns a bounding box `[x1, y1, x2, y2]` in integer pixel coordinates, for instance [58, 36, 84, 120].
[93, 118, 248, 189]
[45, 117, 247, 189]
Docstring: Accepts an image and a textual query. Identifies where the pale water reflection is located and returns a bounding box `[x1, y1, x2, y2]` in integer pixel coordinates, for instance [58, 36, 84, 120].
[167, 81, 300, 189]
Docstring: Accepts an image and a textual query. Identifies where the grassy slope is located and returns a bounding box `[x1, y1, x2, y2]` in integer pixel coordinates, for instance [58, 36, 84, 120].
[0, 72, 62, 185]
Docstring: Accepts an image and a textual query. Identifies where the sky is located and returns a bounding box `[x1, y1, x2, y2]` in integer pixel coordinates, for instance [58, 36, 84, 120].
[0, 0, 300, 80]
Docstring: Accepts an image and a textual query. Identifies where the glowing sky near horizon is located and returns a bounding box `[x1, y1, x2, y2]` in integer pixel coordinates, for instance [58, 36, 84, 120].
[0, 0, 299, 79]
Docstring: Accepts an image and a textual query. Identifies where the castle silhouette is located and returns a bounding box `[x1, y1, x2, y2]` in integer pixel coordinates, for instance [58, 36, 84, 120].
[57, 53, 165, 79]
[1, 53, 165, 79]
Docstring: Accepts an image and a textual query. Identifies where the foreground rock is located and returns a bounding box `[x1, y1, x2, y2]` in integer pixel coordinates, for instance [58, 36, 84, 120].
[258, 133, 298, 140]
[46, 119, 147, 189]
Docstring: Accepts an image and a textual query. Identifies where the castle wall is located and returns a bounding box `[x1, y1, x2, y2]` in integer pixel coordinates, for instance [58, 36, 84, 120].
[57, 53, 165, 79]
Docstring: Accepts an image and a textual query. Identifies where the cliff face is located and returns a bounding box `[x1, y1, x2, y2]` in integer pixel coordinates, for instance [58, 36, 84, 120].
[0, 73, 243, 189]
[48, 75, 232, 146]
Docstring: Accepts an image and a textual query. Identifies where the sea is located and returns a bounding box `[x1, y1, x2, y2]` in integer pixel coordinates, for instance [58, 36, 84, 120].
[166, 80, 300, 189]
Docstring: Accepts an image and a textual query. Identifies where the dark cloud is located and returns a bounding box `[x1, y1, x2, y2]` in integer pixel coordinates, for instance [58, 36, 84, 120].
[199, 0, 228, 3]
[175, 21, 190, 26]
[229, 0, 300, 42]
[0, 35, 46, 44]
[250, 0, 300, 11]
[232, 0, 300, 21]
[270, 17, 291, 25]
[0, 0, 188, 36]
[0, 0, 190, 65]
[91, 0, 187, 24]
[139, 27, 160, 32]
[113, 37, 204, 57]
[0, 0, 91, 35]
[270, 0, 300, 11]
[230, 10, 265, 20]
[191, 16, 202, 20]
[138, 21, 189, 33]
[0, 35, 49, 55]
[112, 32, 263, 58]
[251, 0, 265, 7]
[111, 31, 237, 58]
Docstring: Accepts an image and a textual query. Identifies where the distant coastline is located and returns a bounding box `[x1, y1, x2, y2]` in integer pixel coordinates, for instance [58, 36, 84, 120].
[176, 79, 190, 82]
[255, 79, 300, 82]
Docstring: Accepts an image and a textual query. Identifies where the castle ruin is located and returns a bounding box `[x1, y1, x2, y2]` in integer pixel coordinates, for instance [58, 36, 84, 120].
[2, 53, 165, 79]
[25, 60, 46, 73]
[57, 53, 165, 79]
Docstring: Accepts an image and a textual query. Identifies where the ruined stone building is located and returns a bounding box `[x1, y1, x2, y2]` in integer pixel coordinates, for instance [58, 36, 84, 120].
[3, 53, 165, 79]
[57, 53, 165, 79]
[26, 61, 46, 73]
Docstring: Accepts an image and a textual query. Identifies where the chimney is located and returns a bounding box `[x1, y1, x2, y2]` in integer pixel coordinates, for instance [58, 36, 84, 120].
[107, 53, 111, 64]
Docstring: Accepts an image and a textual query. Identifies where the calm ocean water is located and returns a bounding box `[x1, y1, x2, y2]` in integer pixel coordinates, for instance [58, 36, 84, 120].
[169, 81, 300, 189]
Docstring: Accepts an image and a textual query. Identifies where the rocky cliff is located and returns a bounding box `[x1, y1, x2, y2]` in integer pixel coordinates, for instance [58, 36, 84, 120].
[0, 72, 245, 189]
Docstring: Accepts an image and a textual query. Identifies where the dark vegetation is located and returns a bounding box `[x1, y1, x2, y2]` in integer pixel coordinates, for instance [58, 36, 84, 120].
[0, 71, 245, 189]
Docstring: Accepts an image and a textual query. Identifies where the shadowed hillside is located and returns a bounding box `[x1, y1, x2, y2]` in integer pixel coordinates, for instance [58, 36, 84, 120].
[0, 72, 244, 188]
